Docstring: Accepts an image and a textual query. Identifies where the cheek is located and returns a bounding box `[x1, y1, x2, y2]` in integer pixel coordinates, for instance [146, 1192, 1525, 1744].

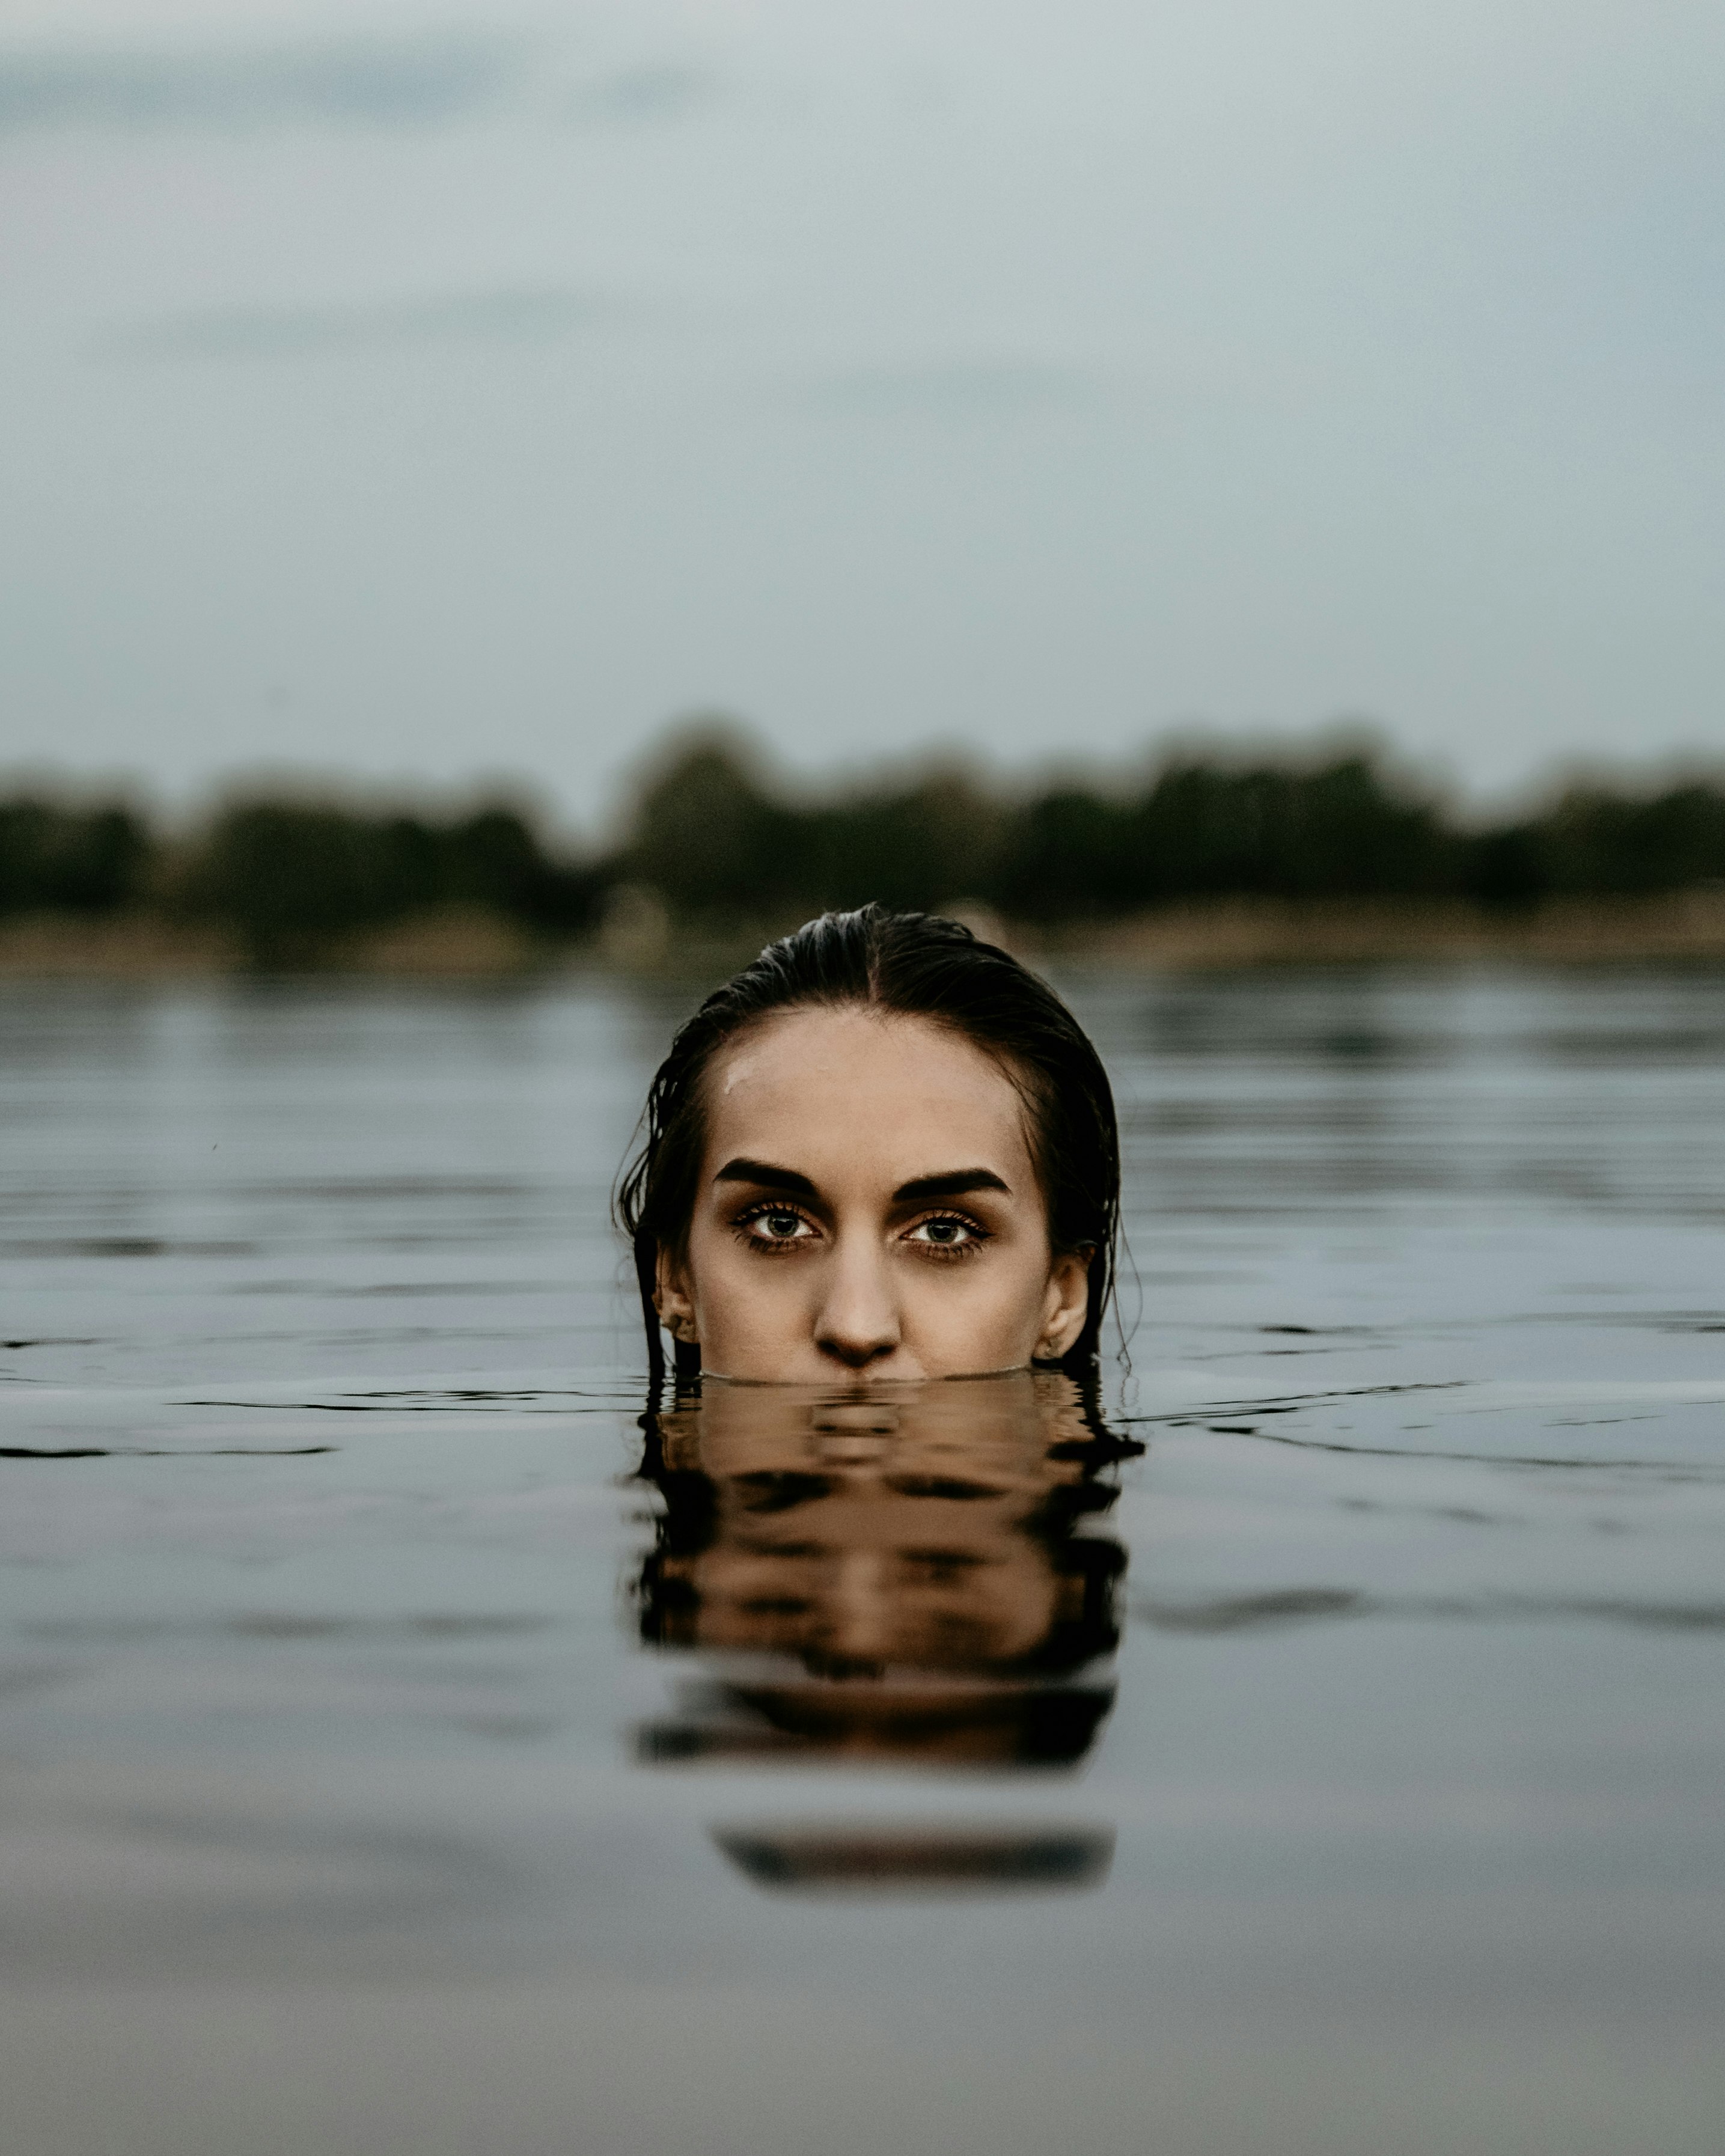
[682, 1214, 808, 1323]
[682, 1217, 740, 1308]
[909, 1244, 1054, 1343]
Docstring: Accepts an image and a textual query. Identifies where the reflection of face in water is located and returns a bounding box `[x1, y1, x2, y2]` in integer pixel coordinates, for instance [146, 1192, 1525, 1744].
[635, 1371, 1135, 1771]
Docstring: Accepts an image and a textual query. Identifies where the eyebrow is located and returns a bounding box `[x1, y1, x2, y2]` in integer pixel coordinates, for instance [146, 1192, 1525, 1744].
[891, 1168, 1010, 1204]
[710, 1160, 1011, 1205]
[713, 1158, 819, 1198]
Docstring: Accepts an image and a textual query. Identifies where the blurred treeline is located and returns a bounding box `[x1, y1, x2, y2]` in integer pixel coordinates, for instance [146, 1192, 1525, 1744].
[0, 794, 602, 965]
[5, 728, 1725, 959]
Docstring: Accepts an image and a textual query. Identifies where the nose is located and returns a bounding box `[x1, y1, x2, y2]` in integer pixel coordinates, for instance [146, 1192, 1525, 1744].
[813, 1241, 902, 1370]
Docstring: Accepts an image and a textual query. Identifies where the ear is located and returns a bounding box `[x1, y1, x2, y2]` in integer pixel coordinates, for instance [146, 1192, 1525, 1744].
[1034, 1248, 1092, 1361]
[653, 1246, 700, 1345]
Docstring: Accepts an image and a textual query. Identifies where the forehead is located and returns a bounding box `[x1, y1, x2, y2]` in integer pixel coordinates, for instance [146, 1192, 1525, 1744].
[701, 1005, 1034, 1183]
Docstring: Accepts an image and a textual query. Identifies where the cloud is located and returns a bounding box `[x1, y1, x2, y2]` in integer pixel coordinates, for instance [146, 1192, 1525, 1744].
[96, 287, 619, 361]
[797, 361, 1095, 419]
[0, 36, 722, 138]
[562, 62, 717, 127]
[0, 34, 525, 133]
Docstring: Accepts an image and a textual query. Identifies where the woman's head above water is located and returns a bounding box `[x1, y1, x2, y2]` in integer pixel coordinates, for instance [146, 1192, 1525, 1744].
[617, 905, 1120, 1385]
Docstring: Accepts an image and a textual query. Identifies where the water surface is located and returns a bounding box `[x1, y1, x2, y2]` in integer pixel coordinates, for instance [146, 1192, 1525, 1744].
[1, 968, 1721, 2155]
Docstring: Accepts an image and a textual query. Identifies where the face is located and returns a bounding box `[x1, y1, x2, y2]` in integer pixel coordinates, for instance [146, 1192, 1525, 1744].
[655, 1006, 1090, 1383]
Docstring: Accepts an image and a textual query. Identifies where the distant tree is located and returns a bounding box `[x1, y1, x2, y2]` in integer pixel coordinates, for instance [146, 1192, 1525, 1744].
[612, 733, 1465, 924]
[16, 727, 1725, 957]
[182, 804, 402, 962]
[1532, 783, 1725, 895]
[617, 728, 805, 916]
[804, 768, 1009, 914]
[992, 789, 1138, 920]
[1121, 755, 1452, 901]
[180, 796, 601, 962]
[442, 805, 604, 932]
[614, 728, 1015, 921]
[1461, 823, 1548, 908]
[0, 799, 153, 914]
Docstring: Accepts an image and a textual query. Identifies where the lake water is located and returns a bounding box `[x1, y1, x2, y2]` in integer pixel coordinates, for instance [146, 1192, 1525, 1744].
[1, 966, 1721, 2156]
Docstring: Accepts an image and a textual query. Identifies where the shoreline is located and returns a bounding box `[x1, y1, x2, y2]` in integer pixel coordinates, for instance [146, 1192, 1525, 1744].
[1039, 890, 1725, 968]
[3, 893, 1725, 980]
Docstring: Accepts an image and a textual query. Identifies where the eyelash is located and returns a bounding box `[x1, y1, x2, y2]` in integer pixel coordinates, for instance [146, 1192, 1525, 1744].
[731, 1204, 990, 1260]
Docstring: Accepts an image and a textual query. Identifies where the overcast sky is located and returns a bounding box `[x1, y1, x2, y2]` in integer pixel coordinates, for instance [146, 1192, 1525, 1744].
[2, 0, 1721, 828]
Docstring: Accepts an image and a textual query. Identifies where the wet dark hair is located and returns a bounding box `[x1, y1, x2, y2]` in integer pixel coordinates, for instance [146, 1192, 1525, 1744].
[615, 905, 1120, 1384]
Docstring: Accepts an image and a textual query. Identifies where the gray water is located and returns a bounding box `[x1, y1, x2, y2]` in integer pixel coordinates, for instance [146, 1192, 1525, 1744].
[1, 967, 1722, 2156]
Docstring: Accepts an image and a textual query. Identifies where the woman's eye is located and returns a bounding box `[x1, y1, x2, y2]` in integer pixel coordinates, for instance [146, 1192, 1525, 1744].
[749, 1209, 813, 1241]
[906, 1217, 981, 1248]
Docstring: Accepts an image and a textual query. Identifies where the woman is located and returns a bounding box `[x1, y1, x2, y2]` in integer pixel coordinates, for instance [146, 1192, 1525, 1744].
[617, 904, 1120, 1386]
